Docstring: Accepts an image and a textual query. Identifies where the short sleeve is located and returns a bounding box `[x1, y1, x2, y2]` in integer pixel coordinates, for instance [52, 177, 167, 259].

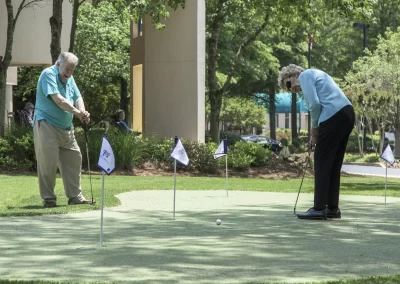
[41, 70, 60, 97]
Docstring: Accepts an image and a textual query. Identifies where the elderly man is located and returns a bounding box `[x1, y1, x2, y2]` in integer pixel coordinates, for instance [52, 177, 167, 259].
[34, 52, 95, 208]
[278, 64, 355, 220]
[20, 102, 34, 127]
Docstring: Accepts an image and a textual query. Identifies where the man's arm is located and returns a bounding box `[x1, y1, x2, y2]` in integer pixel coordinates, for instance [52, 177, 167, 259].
[74, 97, 90, 122]
[50, 94, 84, 119]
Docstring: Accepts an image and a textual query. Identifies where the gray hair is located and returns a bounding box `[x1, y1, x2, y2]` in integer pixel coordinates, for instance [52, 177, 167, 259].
[24, 102, 34, 110]
[277, 64, 305, 91]
[57, 52, 79, 65]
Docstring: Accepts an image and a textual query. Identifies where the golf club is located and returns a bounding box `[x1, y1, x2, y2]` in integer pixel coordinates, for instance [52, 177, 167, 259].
[83, 122, 95, 205]
[294, 147, 313, 215]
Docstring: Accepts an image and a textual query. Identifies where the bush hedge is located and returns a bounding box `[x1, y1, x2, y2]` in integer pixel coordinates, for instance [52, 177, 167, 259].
[0, 127, 273, 173]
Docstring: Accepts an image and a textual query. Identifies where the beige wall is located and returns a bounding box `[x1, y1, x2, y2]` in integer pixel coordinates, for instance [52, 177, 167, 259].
[6, 67, 18, 85]
[131, 0, 205, 142]
[0, 0, 72, 66]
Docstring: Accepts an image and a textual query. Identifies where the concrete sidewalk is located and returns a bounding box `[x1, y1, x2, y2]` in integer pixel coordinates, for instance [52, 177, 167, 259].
[1, 190, 400, 283]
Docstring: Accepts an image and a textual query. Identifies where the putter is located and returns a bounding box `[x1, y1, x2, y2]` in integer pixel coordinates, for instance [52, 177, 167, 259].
[83, 122, 95, 205]
[294, 147, 313, 215]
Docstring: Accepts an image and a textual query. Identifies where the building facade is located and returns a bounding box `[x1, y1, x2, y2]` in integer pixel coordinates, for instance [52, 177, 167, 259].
[130, 0, 206, 142]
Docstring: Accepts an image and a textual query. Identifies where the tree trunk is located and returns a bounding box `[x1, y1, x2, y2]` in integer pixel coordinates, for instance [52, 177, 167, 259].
[68, 0, 80, 53]
[269, 91, 276, 140]
[120, 77, 128, 117]
[209, 89, 223, 142]
[50, 0, 63, 64]
[291, 92, 298, 141]
[207, 5, 224, 143]
[0, 71, 7, 136]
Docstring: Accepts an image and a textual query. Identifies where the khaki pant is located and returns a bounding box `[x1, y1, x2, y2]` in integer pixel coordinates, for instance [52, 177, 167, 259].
[34, 120, 85, 202]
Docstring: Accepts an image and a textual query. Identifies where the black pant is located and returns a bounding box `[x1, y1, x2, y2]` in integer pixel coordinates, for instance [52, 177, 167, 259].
[314, 105, 355, 210]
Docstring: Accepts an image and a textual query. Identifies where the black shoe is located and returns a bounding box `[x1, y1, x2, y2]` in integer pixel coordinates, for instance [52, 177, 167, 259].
[43, 200, 57, 208]
[327, 208, 341, 219]
[297, 208, 327, 220]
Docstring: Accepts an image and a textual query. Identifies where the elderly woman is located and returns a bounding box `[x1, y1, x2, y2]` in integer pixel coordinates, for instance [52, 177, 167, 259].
[278, 64, 355, 220]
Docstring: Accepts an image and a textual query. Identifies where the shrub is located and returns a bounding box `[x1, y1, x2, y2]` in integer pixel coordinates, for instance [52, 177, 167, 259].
[187, 141, 219, 174]
[206, 131, 242, 146]
[228, 141, 255, 170]
[219, 131, 242, 146]
[344, 153, 358, 163]
[76, 126, 152, 171]
[346, 134, 381, 154]
[280, 137, 289, 147]
[362, 153, 380, 163]
[1, 126, 35, 171]
[290, 137, 306, 154]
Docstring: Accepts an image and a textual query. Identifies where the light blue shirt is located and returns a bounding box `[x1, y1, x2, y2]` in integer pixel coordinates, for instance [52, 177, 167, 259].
[34, 65, 81, 129]
[299, 69, 351, 128]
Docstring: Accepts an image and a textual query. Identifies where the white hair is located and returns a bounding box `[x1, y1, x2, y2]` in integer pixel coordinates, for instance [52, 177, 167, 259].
[57, 52, 79, 65]
[277, 64, 305, 91]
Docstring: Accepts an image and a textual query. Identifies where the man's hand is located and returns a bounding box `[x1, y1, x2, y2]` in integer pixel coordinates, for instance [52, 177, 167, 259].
[76, 110, 90, 123]
[310, 128, 318, 150]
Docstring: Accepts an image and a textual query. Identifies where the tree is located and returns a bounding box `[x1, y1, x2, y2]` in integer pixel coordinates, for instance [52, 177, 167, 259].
[221, 97, 267, 134]
[206, 0, 307, 143]
[344, 30, 400, 156]
[0, 0, 42, 136]
[73, 2, 131, 123]
[206, 97, 267, 134]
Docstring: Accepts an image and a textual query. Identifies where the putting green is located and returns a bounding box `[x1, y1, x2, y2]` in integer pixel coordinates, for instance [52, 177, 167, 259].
[0, 190, 399, 283]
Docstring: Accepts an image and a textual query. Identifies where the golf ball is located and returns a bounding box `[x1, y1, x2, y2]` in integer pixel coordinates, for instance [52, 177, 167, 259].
[216, 219, 222, 225]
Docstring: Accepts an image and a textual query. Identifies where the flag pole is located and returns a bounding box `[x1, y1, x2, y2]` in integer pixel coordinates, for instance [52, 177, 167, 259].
[385, 161, 387, 204]
[173, 159, 177, 219]
[225, 154, 228, 197]
[100, 170, 105, 247]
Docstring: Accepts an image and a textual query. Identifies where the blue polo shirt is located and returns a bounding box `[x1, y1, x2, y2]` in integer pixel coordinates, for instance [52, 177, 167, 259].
[299, 69, 352, 128]
[34, 65, 81, 129]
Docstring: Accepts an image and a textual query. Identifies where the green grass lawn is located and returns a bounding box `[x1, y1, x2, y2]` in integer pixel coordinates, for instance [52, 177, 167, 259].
[0, 173, 399, 217]
[2, 275, 400, 284]
[1, 173, 400, 284]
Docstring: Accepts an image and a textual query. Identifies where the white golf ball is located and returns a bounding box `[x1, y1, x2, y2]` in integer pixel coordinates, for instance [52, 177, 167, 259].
[216, 219, 222, 225]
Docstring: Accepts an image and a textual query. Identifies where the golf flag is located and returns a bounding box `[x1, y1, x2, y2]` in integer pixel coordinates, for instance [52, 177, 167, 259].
[380, 143, 395, 166]
[98, 135, 115, 175]
[214, 139, 228, 159]
[170, 137, 189, 166]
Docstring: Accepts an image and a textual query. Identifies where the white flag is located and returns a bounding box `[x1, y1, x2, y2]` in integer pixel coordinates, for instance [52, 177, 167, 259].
[170, 138, 189, 166]
[214, 139, 228, 159]
[98, 135, 115, 175]
[380, 144, 395, 166]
